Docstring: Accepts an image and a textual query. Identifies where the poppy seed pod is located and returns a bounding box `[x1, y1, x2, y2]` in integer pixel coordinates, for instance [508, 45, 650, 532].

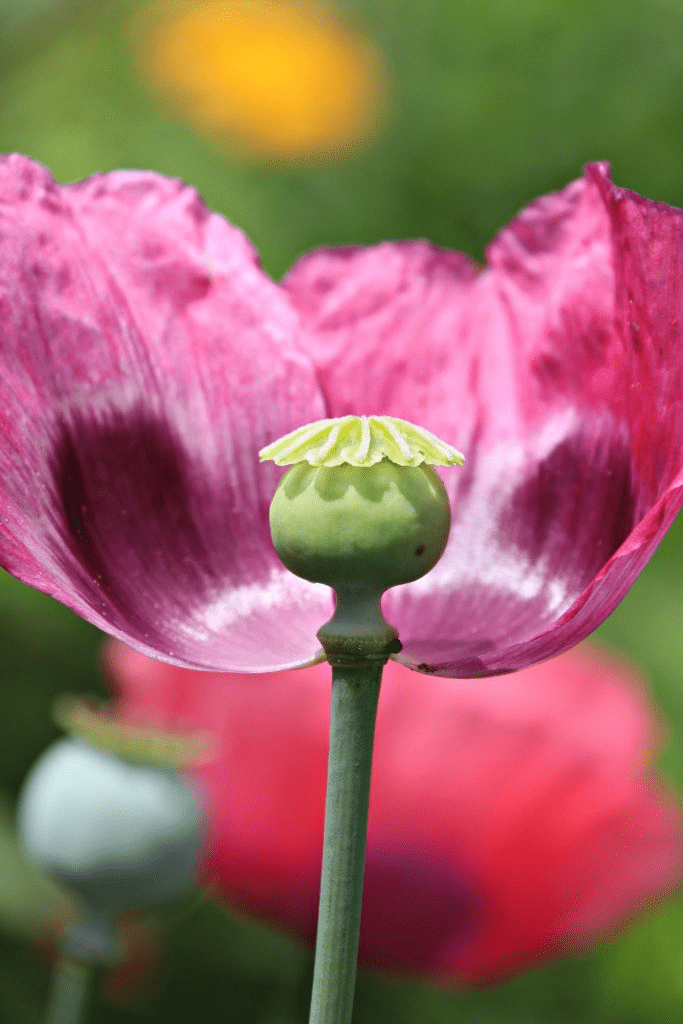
[17, 738, 202, 942]
[269, 459, 452, 590]
[262, 416, 463, 592]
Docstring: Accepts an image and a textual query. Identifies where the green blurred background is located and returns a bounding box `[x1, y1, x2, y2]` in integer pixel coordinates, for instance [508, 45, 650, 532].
[2, 0, 683, 1020]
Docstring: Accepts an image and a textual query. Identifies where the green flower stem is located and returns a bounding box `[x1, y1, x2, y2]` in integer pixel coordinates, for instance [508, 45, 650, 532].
[261, 415, 460, 1024]
[308, 659, 383, 1024]
[46, 958, 90, 1024]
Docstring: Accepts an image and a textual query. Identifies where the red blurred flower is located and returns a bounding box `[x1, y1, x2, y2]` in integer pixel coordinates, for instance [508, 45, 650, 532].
[105, 639, 681, 984]
[0, 156, 682, 675]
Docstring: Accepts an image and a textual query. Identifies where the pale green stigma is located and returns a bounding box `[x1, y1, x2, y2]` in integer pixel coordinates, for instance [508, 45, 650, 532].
[259, 415, 465, 468]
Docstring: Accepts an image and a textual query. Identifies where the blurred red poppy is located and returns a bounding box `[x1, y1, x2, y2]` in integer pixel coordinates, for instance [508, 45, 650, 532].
[105, 639, 681, 984]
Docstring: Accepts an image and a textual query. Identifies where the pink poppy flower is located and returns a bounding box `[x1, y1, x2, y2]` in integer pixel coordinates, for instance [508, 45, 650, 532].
[104, 638, 681, 984]
[0, 155, 682, 675]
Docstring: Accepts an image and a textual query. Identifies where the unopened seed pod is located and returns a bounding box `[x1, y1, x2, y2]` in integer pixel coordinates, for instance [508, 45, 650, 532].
[261, 415, 463, 593]
[18, 738, 202, 930]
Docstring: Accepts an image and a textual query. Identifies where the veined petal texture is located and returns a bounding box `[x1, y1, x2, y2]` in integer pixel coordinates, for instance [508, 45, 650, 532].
[0, 154, 329, 670]
[0, 157, 682, 673]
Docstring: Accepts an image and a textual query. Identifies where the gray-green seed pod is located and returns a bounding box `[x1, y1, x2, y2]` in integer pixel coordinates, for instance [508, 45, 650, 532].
[17, 738, 202, 932]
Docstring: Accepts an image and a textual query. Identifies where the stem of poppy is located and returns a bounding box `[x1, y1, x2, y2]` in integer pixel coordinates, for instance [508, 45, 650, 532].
[307, 652, 386, 1024]
[262, 415, 459, 1023]
[45, 958, 90, 1024]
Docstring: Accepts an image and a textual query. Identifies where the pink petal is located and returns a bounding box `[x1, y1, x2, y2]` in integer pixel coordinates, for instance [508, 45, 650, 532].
[3, 157, 683, 674]
[105, 639, 682, 984]
[284, 163, 683, 675]
[0, 155, 330, 671]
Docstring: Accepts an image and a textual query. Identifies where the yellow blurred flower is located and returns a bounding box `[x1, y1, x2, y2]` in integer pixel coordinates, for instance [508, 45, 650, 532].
[130, 0, 390, 163]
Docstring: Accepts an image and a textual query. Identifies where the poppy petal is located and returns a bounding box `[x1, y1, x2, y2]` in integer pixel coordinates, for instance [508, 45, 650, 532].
[0, 154, 329, 670]
[284, 164, 683, 675]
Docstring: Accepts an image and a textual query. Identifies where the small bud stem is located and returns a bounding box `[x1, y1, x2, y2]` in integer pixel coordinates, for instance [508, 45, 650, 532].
[46, 957, 90, 1024]
[308, 657, 384, 1024]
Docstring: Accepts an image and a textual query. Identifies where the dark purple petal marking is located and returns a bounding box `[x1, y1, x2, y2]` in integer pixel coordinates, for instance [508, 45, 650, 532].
[386, 419, 636, 675]
[50, 408, 214, 646]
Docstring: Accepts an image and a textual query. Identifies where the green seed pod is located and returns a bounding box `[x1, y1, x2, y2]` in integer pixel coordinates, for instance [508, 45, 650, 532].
[17, 736, 202, 960]
[269, 459, 451, 589]
[261, 416, 464, 660]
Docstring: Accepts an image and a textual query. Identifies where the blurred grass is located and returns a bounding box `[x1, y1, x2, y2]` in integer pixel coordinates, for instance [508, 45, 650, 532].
[3, 0, 683, 275]
[1, 0, 683, 1020]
